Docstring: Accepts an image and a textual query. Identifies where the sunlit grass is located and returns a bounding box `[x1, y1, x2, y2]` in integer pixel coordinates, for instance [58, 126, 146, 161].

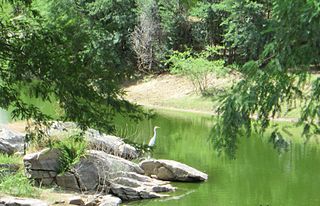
[0, 154, 23, 166]
[0, 171, 40, 198]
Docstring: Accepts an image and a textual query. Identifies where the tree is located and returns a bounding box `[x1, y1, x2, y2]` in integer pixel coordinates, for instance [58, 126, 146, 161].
[212, 0, 320, 158]
[221, 0, 271, 63]
[131, 0, 164, 73]
[0, 0, 143, 134]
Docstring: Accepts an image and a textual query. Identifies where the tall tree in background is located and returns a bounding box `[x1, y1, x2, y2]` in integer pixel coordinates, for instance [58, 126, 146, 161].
[212, 0, 320, 157]
[221, 0, 272, 63]
[131, 0, 164, 73]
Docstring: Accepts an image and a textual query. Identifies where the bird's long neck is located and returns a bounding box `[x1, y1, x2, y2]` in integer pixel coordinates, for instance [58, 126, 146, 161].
[153, 127, 157, 138]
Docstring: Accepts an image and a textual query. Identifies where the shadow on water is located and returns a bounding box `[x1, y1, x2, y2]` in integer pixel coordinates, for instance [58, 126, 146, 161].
[115, 109, 320, 206]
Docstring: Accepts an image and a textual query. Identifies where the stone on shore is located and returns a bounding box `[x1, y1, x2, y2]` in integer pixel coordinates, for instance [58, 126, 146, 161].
[108, 172, 175, 200]
[0, 127, 24, 155]
[98, 195, 122, 206]
[0, 197, 48, 206]
[140, 159, 208, 182]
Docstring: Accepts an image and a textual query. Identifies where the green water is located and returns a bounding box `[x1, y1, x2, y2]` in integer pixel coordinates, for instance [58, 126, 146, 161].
[115, 110, 320, 206]
[4, 102, 320, 205]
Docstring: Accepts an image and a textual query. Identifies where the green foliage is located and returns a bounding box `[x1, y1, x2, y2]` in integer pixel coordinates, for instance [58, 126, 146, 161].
[221, 0, 271, 63]
[53, 134, 87, 173]
[0, 153, 22, 165]
[167, 46, 227, 93]
[0, 0, 144, 133]
[213, 0, 320, 158]
[189, 0, 225, 47]
[0, 171, 40, 197]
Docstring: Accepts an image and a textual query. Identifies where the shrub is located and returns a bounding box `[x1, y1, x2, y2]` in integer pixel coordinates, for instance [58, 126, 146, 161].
[166, 46, 227, 93]
[53, 134, 87, 174]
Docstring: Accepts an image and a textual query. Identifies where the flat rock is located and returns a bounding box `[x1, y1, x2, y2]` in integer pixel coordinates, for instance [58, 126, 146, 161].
[69, 196, 85, 205]
[109, 172, 174, 200]
[140, 159, 208, 182]
[0, 127, 25, 155]
[0, 197, 48, 206]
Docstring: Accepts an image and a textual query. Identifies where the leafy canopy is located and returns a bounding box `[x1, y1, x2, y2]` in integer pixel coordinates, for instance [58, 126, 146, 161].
[212, 0, 320, 158]
[0, 0, 143, 133]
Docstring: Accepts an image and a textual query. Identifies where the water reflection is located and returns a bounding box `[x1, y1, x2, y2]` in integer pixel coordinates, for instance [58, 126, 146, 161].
[117, 110, 320, 206]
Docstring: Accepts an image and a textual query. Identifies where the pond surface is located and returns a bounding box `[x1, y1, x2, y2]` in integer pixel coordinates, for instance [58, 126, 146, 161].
[115, 110, 320, 206]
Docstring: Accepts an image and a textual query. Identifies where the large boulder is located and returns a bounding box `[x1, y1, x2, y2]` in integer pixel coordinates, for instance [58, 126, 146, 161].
[56, 150, 144, 192]
[0, 197, 48, 206]
[0, 127, 24, 155]
[48, 122, 139, 159]
[140, 159, 208, 182]
[23, 148, 61, 185]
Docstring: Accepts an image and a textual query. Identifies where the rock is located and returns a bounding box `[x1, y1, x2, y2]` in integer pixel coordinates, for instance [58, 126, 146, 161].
[69, 196, 85, 205]
[140, 159, 208, 182]
[56, 150, 144, 192]
[85, 129, 138, 160]
[98, 195, 122, 206]
[52, 200, 65, 205]
[108, 172, 174, 200]
[56, 172, 80, 191]
[48, 122, 139, 159]
[0, 197, 48, 206]
[23, 148, 60, 185]
[0, 127, 25, 155]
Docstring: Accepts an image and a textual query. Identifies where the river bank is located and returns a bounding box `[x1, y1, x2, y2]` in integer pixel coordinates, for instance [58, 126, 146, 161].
[125, 73, 302, 121]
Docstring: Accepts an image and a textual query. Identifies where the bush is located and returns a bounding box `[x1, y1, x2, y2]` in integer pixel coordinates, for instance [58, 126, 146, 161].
[166, 46, 227, 93]
[53, 134, 87, 174]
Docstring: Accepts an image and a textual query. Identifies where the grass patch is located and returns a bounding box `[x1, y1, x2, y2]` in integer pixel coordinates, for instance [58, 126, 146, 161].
[160, 95, 217, 112]
[0, 154, 22, 165]
[0, 171, 40, 198]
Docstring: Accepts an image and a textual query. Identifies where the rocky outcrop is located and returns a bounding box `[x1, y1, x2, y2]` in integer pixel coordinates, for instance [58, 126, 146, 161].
[23, 149, 177, 201]
[108, 172, 175, 200]
[56, 150, 144, 192]
[23, 148, 60, 185]
[0, 127, 24, 155]
[140, 159, 208, 182]
[48, 122, 139, 159]
[0, 197, 48, 206]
